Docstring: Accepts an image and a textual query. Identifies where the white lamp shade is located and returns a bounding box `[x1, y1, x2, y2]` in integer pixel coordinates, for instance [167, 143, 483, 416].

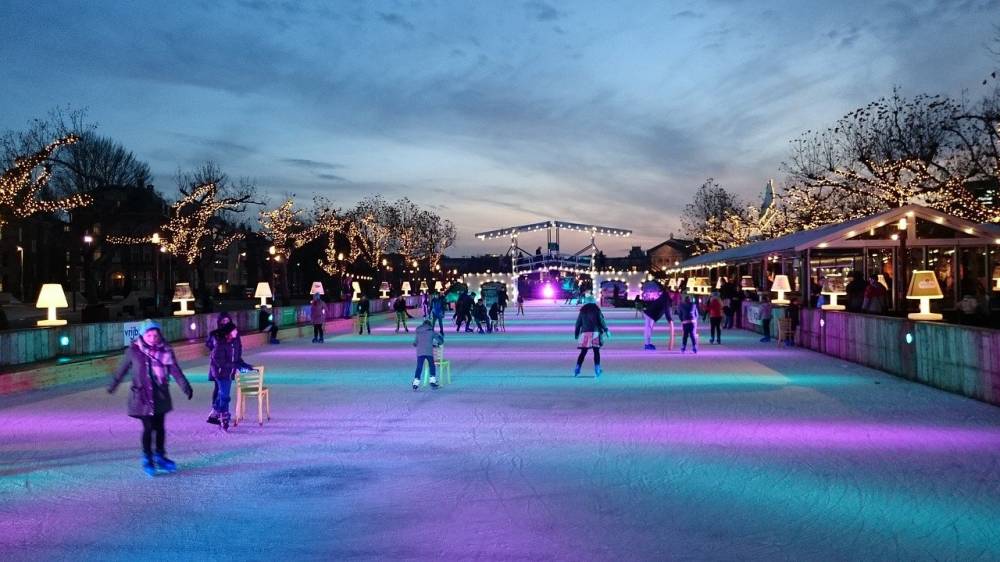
[310, 281, 325, 295]
[821, 275, 847, 296]
[254, 282, 273, 299]
[379, 281, 390, 292]
[770, 275, 792, 293]
[402, 281, 412, 291]
[419, 281, 429, 291]
[172, 282, 195, 302]
[36, 284, 68, 308]
[434, 281, 443, 291]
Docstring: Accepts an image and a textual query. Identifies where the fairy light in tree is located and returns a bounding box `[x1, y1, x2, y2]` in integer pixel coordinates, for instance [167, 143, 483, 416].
[0, 135, 91, 228]
[259, 198, 321, 261]
[159, 182, 245, 265]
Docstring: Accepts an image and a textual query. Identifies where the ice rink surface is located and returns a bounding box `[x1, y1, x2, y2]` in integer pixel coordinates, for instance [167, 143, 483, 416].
[2, 301, 1000, 561]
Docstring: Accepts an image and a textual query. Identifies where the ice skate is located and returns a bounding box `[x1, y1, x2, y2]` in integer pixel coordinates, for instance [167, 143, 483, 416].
[153, 453, 177, 473]
[573, 364, 581, 377]
[412, 378, 420, 391]
[429, 376, 440, 389]
[141, 455, 156, 477]
[206, 411, 220, 425]
[643, 343, 656, 351]
[594, 365, 602, 378]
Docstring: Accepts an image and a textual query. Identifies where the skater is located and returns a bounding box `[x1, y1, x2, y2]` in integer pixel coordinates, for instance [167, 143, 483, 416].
[258, 303, 279, 344]
[678, 296, 699, 353]
[707, 291, 724, 344]
[516, 292, 525, 316]
[108, 320, 193, 476]
[759, 296, 773, 343]
[205, 313, 253, 430]
[641, 289, 673, 351]
[429, 290, 446, 336]
[488, 301, 501, 333]
[784, 298, 800, 346]
[421, 291, 430, 317]
[574, 295, 609, 377]
[412, 319, 444, 390]
[473, 298, 490, 333]
[633, 294, 643, 319]
[310, 292, 326, 343]
[394, 294, 409, 333]
[357, 293, 371, 334]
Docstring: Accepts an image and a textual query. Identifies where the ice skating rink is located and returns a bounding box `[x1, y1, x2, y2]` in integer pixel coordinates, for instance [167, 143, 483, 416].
[2, 301, 1000, 561]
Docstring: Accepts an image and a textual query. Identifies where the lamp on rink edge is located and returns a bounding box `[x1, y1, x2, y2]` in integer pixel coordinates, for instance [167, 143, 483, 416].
[770, 275, 791, 305]
[401, 281, 412, 297]
[906, 271, 943, 321]
[172, 283, 196, 317]
[254, 282, 273, 309]
[36, 284, 69, 326]
[310, 281, 325, 296]
[740, 275, 757, 292]
[419, 280, 429, 292]
[352, 281, 362, 301]
[379, 281, 391, 299]
[434, 280, 443, 292]
[820, 274, 846, 310]
[992, 266, 1000, 291]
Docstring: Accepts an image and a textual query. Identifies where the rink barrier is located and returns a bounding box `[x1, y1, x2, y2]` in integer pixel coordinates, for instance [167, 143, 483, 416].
[0, 297, 417, 395]
[741, 302, 1000, 407]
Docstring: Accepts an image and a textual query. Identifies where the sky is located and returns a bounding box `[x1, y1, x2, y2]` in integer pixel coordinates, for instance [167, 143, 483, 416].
[1, 0, 998, 256]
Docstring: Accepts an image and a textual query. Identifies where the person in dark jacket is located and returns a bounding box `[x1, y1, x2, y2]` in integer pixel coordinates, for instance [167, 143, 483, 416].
[108, 320, 193, 476]
[473, 298, 490, 333]
[488, 301, 501, 333]
[678, 296, 699, 353]
[845, 272, 867, 312]
[393, 294, 409, 333]
[574, 296, 609, 377]
[412, 319, 444, 390]
[310, 293, 326, 343]
[357, 294, 371, 334]
[641, 290, 673, 351]
[205, 312, 253, 429]
[456, 291, 474, 333]
[258, 304, 279, 344]
[429, 291, 446, 336]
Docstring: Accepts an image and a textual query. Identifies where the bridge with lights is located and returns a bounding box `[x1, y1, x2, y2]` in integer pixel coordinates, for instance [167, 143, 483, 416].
[468, 220, 645, 300]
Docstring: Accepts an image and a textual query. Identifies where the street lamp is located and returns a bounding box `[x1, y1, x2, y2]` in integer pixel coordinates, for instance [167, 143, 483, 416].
[897, 217, 908, 312]
[151, 233, 161, 312]
[15, 246, 24, 302]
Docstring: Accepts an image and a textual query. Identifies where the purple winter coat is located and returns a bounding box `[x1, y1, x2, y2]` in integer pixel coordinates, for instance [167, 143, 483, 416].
[310, 299, 326, 325]
[108, 341, 192, 417]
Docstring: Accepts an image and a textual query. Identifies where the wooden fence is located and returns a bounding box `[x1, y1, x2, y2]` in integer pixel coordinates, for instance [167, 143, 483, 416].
[742, 302, 1000, 407]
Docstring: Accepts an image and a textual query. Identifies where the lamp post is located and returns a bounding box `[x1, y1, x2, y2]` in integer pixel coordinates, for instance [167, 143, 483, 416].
[15, 246, 24, 302]
[151, 233, 161, 313]
[896, 218, 908, 313]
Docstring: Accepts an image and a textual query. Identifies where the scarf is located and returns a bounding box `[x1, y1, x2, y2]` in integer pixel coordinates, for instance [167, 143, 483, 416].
[136, 339, 175, 385]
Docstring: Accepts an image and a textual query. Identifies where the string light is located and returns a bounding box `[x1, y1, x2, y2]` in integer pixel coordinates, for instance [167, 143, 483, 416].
[0, 135, 90, 228]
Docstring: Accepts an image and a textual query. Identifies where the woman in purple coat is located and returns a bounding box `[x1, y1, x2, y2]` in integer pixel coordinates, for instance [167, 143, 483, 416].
[310, 293, 326, 343]
[108, 320, 193, 476]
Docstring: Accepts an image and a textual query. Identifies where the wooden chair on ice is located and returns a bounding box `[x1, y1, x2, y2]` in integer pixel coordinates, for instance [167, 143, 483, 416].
[777, 317, 795, 346]
[421, 344, 452, 386]
[235, 365, 271, 426]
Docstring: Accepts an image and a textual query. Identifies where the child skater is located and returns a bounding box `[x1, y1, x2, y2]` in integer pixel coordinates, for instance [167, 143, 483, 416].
[412, 319, 444, 390]
[206, 312, 253, 430]
[310, 292, 326, 343]
[108, 320, 192, 476]
[574, 295, 609, 378]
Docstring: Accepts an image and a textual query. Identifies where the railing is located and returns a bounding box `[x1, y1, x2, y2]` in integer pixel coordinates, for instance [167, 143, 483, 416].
[514, 254, 592, 273]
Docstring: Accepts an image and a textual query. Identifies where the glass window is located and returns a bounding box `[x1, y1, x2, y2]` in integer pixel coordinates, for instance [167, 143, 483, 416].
[958, 247, 987, 299]
[925, 247, 956, 308]
[848, 221, 903, 241]
[915, 218, 975, 239]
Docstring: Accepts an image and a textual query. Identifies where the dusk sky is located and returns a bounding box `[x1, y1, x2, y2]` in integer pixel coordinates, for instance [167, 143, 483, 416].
[2, 0, 997, 255]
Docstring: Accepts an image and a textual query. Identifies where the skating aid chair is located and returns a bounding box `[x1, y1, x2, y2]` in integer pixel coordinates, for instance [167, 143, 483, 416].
[234, 365, 270, 426]
[777, 317, 795, 347]
[421, 345, 451, 386]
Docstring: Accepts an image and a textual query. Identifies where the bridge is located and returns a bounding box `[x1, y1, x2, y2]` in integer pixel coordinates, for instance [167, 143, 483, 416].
[475, 220, 633, 274]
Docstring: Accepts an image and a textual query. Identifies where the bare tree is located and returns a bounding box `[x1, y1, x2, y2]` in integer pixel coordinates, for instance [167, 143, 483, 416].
[681, 178, 753, 253]
[0, 135, 90, 229]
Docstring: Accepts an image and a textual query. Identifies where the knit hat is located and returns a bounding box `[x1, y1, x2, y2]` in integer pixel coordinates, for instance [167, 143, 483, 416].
[139, 319, 162, 334]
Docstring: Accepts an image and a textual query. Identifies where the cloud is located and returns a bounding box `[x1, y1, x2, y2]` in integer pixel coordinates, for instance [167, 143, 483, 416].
[672, 10, 704, 19]
[523, 1, 561, 22]
[317, 173, 348, 182]
[378, 12, 415, 31]
[280, 158, 344, 171]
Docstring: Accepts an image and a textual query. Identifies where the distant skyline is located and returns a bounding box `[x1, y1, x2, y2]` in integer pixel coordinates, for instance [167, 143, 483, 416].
[2, 0, 997, 255]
